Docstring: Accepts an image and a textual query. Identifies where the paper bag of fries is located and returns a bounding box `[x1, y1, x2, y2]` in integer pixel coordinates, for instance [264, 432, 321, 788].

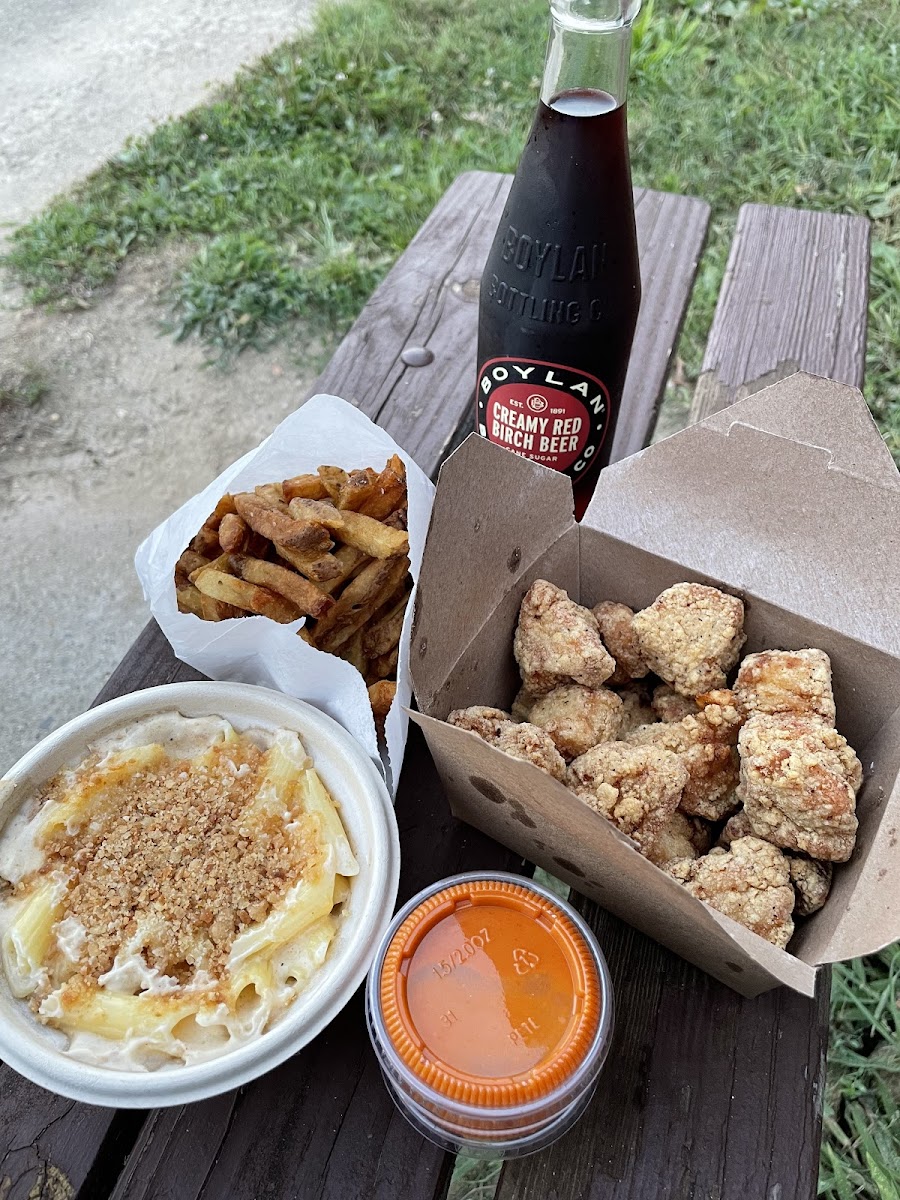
[134, 394, 434, 792]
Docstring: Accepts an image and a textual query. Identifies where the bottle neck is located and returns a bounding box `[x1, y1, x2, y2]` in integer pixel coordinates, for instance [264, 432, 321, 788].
[540, 5, 635, 109]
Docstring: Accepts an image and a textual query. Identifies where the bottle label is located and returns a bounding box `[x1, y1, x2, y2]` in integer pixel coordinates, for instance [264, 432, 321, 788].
[476, 357, 611, 479]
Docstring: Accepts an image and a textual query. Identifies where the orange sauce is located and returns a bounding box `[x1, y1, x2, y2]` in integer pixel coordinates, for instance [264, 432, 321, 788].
[379, 879, 600, 1106]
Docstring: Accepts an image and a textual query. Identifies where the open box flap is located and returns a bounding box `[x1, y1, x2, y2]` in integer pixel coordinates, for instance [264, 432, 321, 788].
[410, 713, 818, 998]
[582, 374, 900, 654]
[411, 435, 575, 716]
[794, 703, 900, 965]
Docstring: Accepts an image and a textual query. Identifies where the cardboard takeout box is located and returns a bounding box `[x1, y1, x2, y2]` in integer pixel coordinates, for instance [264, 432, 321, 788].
[409, 373, 900, 998]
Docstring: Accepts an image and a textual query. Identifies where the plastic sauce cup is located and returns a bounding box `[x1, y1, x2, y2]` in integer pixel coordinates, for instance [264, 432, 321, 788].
[365, 872, 613, 1157]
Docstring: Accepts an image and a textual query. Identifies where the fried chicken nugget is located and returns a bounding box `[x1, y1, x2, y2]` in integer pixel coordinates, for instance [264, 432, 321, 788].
[734, 649, 836, 723]
[616, 682, 657, 736]
[514, 684, 623, 761]
[632, 583, 746, 697]
[738, 713, 861, 862]
[514, 580, 615, 695]
[446, 706, 566, 781]
[788, 856, 833, 917]
[625, 690, 744, 820]
[592, 601, 648, 685]
[566, 742, 687, 853]
[668, 836, 795, 948]
[651, 684, 697, 723]
[643, 810, 713, 870]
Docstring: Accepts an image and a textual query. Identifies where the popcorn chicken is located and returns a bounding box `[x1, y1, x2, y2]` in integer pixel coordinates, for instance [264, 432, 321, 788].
[651, 684, 697, 723]
[632, 583, 746, 697]
[514, 580, 615, 695]
[446, 706, 514, 741]
[643, 810, 713, 870]
[592, 601, 648, 685]
[738, 712, 861, 862]
[446, 706, 566, 781]
[513, 684, 623, 761]
[668, 836, 795, 948]
[788, 856, 833, 917]
[734, 649, 836, 723]
[566, 742, 687, 852]
[616, 682, 657, 736]
[718, 808, 753, 847]
[625, 690, 744, 820]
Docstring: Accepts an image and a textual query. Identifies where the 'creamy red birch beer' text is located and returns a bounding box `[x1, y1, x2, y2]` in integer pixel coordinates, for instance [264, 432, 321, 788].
[475, 0, 642, 517]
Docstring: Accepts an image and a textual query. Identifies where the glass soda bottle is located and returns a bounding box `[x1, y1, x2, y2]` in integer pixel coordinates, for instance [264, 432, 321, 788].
[475, 0, 642, 517]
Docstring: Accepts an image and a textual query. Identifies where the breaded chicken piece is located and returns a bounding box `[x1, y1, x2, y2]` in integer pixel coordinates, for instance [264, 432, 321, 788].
[513, 684, 623, 761]
[717, 808, 753, 847]
[632, 583, 746, 697]
[566, 742, 687, 852]
[616, 682, 657, 736]
[643, 810, 713, 869]
[447, 706, 514, 740]
[668, 836, 795, 948]
[495, 723, 567, 781]
[734, 649, 836, 723]
[625, 690, 744, 820]
[717, 811, 834, 916]
[788, 856, 833, 917]
[514, 580, 615, 695]
[652, 684, 697, 723]
[446, 706, 566, 781]
[592, 601, 648, 685]
[738, 712, 861, 862]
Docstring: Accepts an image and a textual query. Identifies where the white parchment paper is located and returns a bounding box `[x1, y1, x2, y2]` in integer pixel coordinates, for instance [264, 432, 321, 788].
[134, 395, 435, 794]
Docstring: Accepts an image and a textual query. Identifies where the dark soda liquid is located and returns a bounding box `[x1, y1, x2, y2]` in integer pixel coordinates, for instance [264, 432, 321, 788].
[476, 88, 641, 519]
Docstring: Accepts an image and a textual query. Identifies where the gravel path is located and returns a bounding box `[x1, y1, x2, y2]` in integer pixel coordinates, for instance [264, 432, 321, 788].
[1, 0, 321, 771]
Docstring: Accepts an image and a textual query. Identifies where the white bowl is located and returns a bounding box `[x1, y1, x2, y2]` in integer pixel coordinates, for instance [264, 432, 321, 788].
[0, 682, 400, 1107]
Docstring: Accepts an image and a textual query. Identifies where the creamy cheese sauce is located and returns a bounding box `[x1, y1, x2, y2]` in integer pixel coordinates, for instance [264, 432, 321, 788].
[0, 712, 357, 1072]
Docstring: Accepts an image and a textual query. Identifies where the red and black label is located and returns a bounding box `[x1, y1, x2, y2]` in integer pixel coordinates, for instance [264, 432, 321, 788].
[475, 357, 611, 480]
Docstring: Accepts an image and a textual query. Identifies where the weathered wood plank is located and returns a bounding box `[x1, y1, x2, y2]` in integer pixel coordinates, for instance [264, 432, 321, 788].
[690, 203, 870, 422]
[310, 171, 709, 476]
[611, 189, 710, 461]
[496, 903, 830, 1200]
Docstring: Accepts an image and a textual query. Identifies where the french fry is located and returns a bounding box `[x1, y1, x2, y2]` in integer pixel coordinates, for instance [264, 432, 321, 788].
[368, 645, 399, 682]
[336, 630, 368, 674]
[177, 550, 211, 579]
[176, 584, 205, 617]
[218, 513, 251, 554]
[190, 525, 221, 557]
[287, 498, 409, 559]
[358, 474, 405, 520]
[363, 590, 409, 659]
[189, 552, 231, 582]
[337, 469, 378, 512]
[199, 592, 243, 621]
[317, 466, 348, 503]
[367, 681, 396, 724]
[193, 568, 301, 623]
[314, 556, 410, 652]
[274, 542, 343, 583]
[283, 473, 329, 501]
[254, 482, 287, 509]
[206, 494, 237, 529]
[229, 555, 334, 619]
[234, 493, 332, 552]
[297, 627, 316, 646]
[318, 545, 370, 595]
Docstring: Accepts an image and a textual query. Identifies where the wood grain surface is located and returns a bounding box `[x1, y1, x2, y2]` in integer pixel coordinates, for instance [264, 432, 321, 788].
[691, 202, 870, 422]
[0, 176, 865, 1200]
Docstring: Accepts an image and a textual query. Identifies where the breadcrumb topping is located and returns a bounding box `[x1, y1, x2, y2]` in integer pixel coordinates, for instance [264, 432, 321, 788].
[37, 739, 319, 988]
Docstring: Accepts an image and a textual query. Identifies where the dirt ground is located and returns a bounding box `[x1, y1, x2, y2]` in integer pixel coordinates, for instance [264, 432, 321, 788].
[0, 250, 324, 772]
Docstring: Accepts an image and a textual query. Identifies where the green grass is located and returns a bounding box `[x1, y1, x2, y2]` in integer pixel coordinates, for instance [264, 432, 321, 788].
[3, 4, 899, 1189]
[4, 0, 899, 453]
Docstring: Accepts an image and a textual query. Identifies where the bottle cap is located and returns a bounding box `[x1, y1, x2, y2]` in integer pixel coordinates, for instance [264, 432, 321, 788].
[378, 876, 603, 1107]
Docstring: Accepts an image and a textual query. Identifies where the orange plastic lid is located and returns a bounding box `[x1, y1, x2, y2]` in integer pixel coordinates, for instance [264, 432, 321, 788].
[379, 878, 601, 1107]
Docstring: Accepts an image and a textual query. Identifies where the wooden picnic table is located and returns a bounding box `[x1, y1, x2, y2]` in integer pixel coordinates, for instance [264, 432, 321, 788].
[0, 173, 870, 1200]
